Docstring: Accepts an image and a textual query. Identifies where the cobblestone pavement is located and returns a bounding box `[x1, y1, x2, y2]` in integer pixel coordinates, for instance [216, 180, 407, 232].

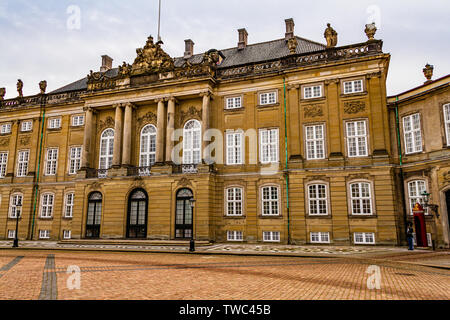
[0, 249, 448, 300]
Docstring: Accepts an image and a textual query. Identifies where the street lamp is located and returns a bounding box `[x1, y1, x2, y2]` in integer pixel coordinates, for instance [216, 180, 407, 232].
[12, 197, 22, 248]
[189, 198, 196, 252]
[421, 191, 440, 250]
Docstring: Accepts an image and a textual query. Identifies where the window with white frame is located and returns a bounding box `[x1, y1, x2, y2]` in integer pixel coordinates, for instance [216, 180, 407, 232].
[343, 80, 363, 94]
[183, 120, 202, 164]
[48, 118, 61, 129]
[0, 152, 8, 178]
[227, 230, 243, 241]
[226, 131, 243, 165]
[63, 230, 71, 239]
[350, 182, 373, 215]
[40, 193, 54, 218]
[305, 124, 325, 160]
[72, 115, 84, 127]
[9, 193, 23, 218]
[304, 85, 322, 99]
[39, 230, 50, 239]
[226, 187, 243, 216]
[403, 113, 422, 154]
[310, 232, 330, 243]
[64, 192, 74, 218]
[140, 125, 157, 167]
[99, 128, 114, 171]
[261, 186, 279, 216]
[21, 121, 32, 132]
[259, 91, 277, 105]
[226, 96, 242, 109]
[263, 231, 280, 242]
[69, 146, 82, 174]
[0, 123, 11, 134]
[346, 120, 368, 157]
[7, 230, 15, 239]
[16, 150, 29, 177]
[45, 148, 58, 175]
[259, 128, 279, 163]
[354, 232, 375, 244]
[444, 104, 450, 146]
[407, 180, 428, 215]
[308, 184, 328, 215]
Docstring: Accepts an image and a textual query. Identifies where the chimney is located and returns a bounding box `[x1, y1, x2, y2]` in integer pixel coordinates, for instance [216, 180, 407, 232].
[285, 18, 295, 40]
[100, 55, 113, 72]
[184, 39, 194, 59]
[238, 28, 248, 50]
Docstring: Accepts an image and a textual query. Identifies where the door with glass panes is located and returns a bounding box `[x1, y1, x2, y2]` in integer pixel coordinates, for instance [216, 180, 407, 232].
[175, 188, 193, 239]
[127, 189, 148, 238]
[86, 192, 102, 238]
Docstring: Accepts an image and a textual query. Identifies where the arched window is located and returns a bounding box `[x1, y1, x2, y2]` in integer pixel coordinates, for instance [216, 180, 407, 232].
[127, 189, 148, 238]
[140, 125, 157, 167]
[183, 120, 201, 164]
[99, 129, 114, 170]
[407, 180, 427, 215]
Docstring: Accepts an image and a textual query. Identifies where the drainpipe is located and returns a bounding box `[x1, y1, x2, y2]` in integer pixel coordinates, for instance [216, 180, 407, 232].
[283, 78, 291, 244]
[394, 96, 408, 244]
[30, 94, 46, 239]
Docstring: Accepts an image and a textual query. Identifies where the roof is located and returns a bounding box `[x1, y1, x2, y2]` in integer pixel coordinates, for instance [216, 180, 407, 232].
[51, 36, 326, 94]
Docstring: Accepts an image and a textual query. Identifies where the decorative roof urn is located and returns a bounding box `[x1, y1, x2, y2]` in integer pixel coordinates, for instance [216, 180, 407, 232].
[423, 64, 434, 83]
[364, 23, 377, 41]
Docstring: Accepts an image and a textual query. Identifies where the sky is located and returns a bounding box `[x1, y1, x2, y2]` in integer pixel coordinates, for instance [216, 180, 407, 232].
[0, 0, 449, 99]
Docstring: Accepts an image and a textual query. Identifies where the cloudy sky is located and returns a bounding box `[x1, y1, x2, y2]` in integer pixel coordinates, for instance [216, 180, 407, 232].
[0, 0, 449, 98]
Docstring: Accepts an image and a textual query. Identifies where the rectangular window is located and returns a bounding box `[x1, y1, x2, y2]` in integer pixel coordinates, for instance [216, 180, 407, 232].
[0, 152, 8, 178]
[305, 124, 325, 159]
[7, 230, 15, 239]
[346, 120, 368, 157]
[226, 132, 243, 165]
[259, 91, 277, 105]
[63, 230, 71, 239]
[9, 194, 23, 218]
[304, 85, 322, 99]
[263, 231, 280, 242]
[21, 121, 32, 132]
[225, 97, 242, 109]
[17, 150, 29, 177]
[48, 118, 61, 129]
[407, 180, 428, 215]
[259, 128, 279, 163]
[308, 184, 328, 215]
[444, 104, 450, 146]
[343, 80, 363, 94]
[354, 232, 375, 244]
[310, 232, 330, 243]
[226, 187, 243, 216]
[69, 147, 82, 174]
[65, 193, 74, 218]
[227, 230, 243, 241]
[403, 114, 422, 154]
[39, 230, 50, 239]
[72, 115, 85, 126]
[40, 194, 54, 218]
[261, 186, 279, 216]
[0, 123, 11, 134]
[45, 148, 58, 176]
[350, 182, 373, 215]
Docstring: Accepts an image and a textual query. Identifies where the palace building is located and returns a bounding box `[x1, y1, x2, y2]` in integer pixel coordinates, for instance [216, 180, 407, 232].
[0, 19, 449, 247]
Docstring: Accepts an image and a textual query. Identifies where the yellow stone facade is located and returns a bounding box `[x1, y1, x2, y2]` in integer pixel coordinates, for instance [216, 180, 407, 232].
[0, 21, 448, 247]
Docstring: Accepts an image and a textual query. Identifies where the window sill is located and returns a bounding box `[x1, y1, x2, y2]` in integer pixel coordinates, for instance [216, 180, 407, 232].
[47, 127, 61, 131]
[39, 217, 53, 220]
[62, 216, 73, 220]
[340, 91, 367, 98]
[307, 214, 331, 219]
[348, 214, 377, 218]
[224, 215, 246, 219]
[256, 103, 279, 109]
[69, 125, 84, 130]
[259, 215, 283, 219]
[224, 107, 245, 113]
[19, 130, 32, 134]
[0, 133, 12, 136]
[300, 96, 326, 103]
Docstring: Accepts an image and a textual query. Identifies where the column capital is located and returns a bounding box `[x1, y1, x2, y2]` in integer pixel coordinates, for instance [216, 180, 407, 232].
[154, 97, 165, 104]
[83, 106, 97, 113]
[199, 91, 213, 99]
[167, 95, 178, 104]
[123, 102, 136, 110]
[324, 78, 340, 86]
[286, 84, 300, 90]
[365, 71, 382, 79]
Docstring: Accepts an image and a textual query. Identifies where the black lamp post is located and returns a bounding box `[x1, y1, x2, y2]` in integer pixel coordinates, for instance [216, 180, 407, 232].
[12, 197, 22, 248]
[189, 198, 196, 252]
[421, 191, 439, 250]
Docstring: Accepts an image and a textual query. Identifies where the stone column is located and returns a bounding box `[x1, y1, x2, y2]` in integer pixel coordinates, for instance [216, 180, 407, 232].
[201, 92, 211, 162]
[112, 104, 123, 167]
[81, 106, 94, 168]
[325, 79, 343, 160]
[122, 102, 134, 166]
[155, 98, 166, 163]
[165, 96, 176, 162]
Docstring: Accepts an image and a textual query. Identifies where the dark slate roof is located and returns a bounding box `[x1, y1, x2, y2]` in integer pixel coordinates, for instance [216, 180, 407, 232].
[51, 36, 326, 94]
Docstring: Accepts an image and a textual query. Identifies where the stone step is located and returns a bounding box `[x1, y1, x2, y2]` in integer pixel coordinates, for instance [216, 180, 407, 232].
[58, 239, 212, 247]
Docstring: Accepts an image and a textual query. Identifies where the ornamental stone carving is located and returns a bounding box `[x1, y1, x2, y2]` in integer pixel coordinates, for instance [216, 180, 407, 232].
[137, 111, 157, 126]
[304, 104, 324, 118]
[97, 116, 115, 132]
[0, 137, 10, 147]
[178, 106, 202, 125]
[131, 36, 174, 76]
[39, 80, 47, 94]
[19, 135, 31, 146]
[287, 37, 298, 54]
[423, 64, 434, 82]
[344, 100, 365, 114]
[324, 23, 338, 48]
[364, 23, 377, 41]
[0, 87, 5, 102]
[17, 79, 23, 98]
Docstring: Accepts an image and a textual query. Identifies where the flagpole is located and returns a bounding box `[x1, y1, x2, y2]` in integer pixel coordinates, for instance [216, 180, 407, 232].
[157, 0, 162, 42]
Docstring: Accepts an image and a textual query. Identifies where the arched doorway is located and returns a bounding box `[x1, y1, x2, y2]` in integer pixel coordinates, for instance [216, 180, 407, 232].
[175, 188, 193, 239]
[86, 192, 102, 238]
[127, 189, 148, 238]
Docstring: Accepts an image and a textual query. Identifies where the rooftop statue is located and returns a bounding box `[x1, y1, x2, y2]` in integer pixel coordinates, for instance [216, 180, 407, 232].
[39, 80, 47, 94]
[131, 35, 174, 75]
[17, 79, 23, 98]
[324, 23, 338, 48]
[0, 88, 5, 101]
